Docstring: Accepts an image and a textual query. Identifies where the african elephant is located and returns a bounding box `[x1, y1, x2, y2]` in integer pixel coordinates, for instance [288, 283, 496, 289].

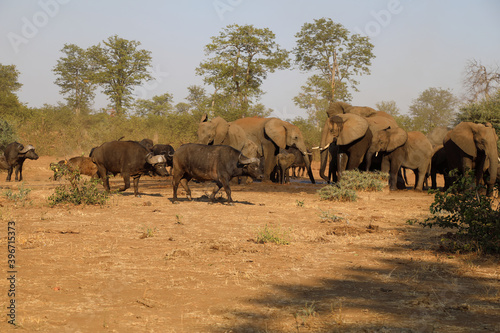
[198, 114, 259, 159]
[320, 113, 373, 182]
[319, 101, 398, 182]
[273, 149, 296, 184]
[443, 122, 499, 196]
[363, 116, 403, 171]
[381, 131, 433, 191]
[426, 126, 451, 149]
[232, 117, 315, 183]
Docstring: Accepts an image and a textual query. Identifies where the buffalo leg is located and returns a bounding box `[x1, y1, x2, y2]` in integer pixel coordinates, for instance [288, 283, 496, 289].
[179, 178, 192, 200]
[133, 176, 141, 197]
[219, 179, 233, 202]
[120, 173, 131, 192]
[15, 165, 22, 181]
[6, 167, 14, 181]
[209, 181, 223, 202]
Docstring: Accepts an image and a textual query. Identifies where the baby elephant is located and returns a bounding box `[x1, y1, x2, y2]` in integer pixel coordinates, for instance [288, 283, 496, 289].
[274, 149, 295, 184]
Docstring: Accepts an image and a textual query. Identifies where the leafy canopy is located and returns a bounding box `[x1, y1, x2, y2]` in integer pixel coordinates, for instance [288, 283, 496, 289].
[293, 18, 375, 101]
[88, 35, 153, 116]
[408, 87, 458, 133]
[53, 44, 96, 115]
[196, 24, 290, 118]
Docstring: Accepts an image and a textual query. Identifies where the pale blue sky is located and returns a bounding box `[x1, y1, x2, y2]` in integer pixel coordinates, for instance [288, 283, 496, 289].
[1, 0, 499, 120]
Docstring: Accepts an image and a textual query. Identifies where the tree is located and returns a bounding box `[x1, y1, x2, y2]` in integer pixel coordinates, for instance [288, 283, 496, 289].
[375, 100, 414, 131]
[133, 93, 174, 117]
[196, 24, 290, 117]
[0, 64, 23, 120]
[409, 88, 458, 133]
[293, 18, 375, 102]
[53, 44, 96, 115]
[463, 59, 500, 102]
[88, 35, 153, 116]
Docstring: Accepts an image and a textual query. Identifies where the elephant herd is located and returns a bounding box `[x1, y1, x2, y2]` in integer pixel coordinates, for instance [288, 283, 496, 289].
[318, 102, 499, 196]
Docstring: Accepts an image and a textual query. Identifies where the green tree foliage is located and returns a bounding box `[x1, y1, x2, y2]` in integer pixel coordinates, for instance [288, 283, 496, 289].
[293, 18, 375, 102]
[375, 100, 414, 131]
[0, 118, 17, 150]
[88, 35, 153, 116]
[408, 87, 458, 133]
[196, 24, 290, 118]
[420, 172, 500, 254]
[293, 75, 350, 130]
[133, 93, 174, 117]
[0, 63, 23, 120]
[53, 44, 96, 115]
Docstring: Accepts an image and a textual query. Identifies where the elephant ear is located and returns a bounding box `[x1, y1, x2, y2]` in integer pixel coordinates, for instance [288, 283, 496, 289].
[200, 113, 208, 123]
[348, 106, 377, 117]
[366, 116, 398, 132]
[264, 118, 287, 149]
[386, 128, 408, 152]
[326, 101, 351, 117]
[449, 122, 477, 157]
[336, 113, 369, 146]
[212, 117, 230, 145]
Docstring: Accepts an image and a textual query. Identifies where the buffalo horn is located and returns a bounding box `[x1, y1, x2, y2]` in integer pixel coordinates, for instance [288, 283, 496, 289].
[20, 144, 35, 153]
[146, 153, 166, 165]
[238, 154, 259, 165]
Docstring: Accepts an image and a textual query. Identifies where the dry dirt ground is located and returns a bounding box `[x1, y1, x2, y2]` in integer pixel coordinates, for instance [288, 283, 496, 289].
[0, 156, 499, 333]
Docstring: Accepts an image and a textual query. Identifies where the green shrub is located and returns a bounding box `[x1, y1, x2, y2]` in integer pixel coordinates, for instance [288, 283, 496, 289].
[48, 164, 109, 206]
[317, 170, 387, 202]
[3, 183, 31, 206]
[420, 172, 500, 254]
[255, 224, 290, 245]
[318, 185, 357, 202]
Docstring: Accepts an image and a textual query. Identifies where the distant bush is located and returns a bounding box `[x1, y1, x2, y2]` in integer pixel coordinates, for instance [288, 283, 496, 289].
[0, 118, 17, 150]
[48, 164, 109, 206]
[420, 172, 500, 254]
[318, 170, 387, 201]
[255, 224, 290, 245]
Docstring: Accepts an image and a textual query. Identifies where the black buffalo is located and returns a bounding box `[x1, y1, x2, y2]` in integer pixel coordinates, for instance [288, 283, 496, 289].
[1, 142, 39, 181]
[172, 144, 263, 203]
[90, 140, 168, 196]
[152, 144, 175, 169]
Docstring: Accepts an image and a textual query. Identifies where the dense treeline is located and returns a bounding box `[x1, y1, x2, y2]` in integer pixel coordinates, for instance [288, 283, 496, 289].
[1, 20, 499, 156]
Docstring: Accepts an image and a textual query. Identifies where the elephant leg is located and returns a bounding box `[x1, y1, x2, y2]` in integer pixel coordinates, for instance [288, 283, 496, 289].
[263, 143, 277, 182]
[337, 152, 348, 180]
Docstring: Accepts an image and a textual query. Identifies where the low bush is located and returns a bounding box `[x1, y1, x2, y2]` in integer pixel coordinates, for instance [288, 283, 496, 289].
[48, 164, 109, 206]
[255, 224, 290, 245]
[318, 170, 387, 201]
[420, 172, 500, 254]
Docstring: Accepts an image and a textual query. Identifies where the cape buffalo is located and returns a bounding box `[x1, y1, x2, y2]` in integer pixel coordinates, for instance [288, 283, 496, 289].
[172, 144, 263, 203]
[51, 156, 98, 180]
[152, 144, 175, 169]
[2, 142, 39, 181]
[90, 140, 167, 196]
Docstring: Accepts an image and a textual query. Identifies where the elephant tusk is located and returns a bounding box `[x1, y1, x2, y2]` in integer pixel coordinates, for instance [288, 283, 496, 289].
[311, 146, 320, 150]
[319, 143, 330, 152]
[375, 152, 378, 157]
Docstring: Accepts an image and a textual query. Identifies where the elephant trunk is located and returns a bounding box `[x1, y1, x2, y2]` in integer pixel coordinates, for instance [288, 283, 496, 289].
[486, 150, 499, 196]
[319, 121, 331, 182]
[302, 149, 316, 184]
